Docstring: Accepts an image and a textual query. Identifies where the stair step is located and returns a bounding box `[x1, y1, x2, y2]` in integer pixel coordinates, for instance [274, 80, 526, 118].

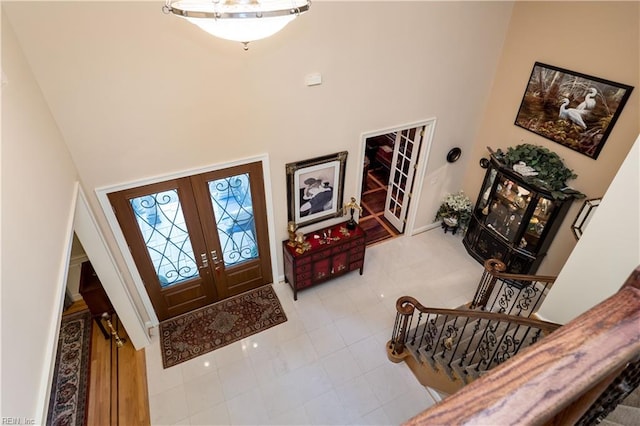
[430, 353, 459, 382]
[605, 404, 640, 426]
[620, 387, 640, 408]
[450, 361, 477, 385]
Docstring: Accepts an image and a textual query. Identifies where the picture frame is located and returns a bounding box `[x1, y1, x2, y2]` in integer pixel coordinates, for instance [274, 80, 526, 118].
[515, 62, 633, 160]
[571, 198, 601, 240]
[286, 151, 348, 228]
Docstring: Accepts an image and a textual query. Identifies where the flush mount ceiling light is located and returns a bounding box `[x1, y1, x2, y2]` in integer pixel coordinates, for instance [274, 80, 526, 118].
[163, 0, 311, 50]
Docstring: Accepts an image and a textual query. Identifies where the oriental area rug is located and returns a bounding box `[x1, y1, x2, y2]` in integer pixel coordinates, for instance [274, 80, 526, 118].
[47, 310, 92, 426]
[159, 285, 287, 368]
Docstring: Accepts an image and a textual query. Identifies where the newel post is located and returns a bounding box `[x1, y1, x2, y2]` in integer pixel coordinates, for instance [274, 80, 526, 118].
[470, 258, 507, 310]
[391, 296, 417, 355]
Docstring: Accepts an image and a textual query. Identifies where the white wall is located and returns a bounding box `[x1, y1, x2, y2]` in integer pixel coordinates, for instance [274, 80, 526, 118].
[1, 13, 79, 423]
[539, 136, 640, 323]
[4, 1, 514, 323]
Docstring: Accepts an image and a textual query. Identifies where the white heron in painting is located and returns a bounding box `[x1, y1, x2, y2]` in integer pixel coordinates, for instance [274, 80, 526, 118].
[577, 87, 597, 111]
[559, 98, 588, 129]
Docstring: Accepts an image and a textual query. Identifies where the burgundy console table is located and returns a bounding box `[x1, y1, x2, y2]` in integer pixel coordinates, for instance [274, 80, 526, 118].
[283, 222, 366, 300]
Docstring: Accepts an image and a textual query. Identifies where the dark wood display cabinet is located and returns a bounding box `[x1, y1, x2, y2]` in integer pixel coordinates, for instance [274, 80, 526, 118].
[283, 222, 366, 300]
[463, 155, 575, 276]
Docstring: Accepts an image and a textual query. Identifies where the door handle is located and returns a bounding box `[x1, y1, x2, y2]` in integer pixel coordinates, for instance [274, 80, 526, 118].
[199, 253, 209, 269]
[211, 250, 223, 270]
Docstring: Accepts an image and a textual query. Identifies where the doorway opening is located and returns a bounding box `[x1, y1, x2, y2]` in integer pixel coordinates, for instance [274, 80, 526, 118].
[360, 133, 400, 245]
[359, 121, 432, 245]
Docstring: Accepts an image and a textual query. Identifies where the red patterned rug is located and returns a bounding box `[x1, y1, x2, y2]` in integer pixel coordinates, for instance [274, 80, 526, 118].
[159, 285, 287, 368]
[47, 310, 92, 426]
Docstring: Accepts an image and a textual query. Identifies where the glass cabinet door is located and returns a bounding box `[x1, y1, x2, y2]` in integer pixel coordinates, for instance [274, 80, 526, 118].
[476, 168, 498, 214]
[485, 175, 532, 243]
[521, 197, 555, 253]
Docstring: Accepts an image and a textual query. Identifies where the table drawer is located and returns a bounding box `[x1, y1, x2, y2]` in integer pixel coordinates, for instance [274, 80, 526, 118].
[296, 263, 311, 273]
[297, 279, 312, 289]
[296, 271, 312, 281]
[350, 245, 364, 256]
[312, 250, 331, 261]
[350, 238, 365, 248]
[350, 260, 364, 271]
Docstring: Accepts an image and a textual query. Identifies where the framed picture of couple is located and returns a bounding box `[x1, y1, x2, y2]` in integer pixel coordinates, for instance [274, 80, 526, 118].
[286, 151, 348, 228]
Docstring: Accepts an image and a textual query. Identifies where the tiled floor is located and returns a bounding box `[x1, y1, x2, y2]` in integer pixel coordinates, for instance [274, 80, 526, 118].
[145, 228, 484, 425]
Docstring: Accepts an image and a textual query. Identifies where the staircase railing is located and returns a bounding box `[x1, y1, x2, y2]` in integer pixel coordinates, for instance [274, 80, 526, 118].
[470, 258, 557, 317]
[402, 265, 640, 425]
[389, 297, 561, 391]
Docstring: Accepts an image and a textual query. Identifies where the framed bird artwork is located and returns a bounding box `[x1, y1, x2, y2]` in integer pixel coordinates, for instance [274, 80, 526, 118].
[514, 62, 633, 160]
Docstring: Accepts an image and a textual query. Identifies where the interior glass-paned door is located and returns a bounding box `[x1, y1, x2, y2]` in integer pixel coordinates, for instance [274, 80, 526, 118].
[384, 126, 424, 232]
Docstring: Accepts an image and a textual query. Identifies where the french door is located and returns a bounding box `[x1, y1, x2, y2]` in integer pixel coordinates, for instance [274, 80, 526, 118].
[383, 126, 424, 232]
[108, 162, 272, 321]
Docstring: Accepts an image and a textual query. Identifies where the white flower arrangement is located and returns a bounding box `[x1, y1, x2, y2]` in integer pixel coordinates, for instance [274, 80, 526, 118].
[435, 191, 473, 230]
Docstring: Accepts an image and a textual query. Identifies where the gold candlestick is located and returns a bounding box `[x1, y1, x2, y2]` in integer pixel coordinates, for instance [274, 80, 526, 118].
[287, 221, 297, 246]
[343, 197, 363, 230]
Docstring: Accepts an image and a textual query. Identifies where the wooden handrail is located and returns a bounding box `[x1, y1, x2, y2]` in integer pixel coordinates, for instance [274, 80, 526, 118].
[403, 266, 640, 425]
[470, 258, 557, 311]
[395, 296, 561, 335]
[483, 258, 557, 284]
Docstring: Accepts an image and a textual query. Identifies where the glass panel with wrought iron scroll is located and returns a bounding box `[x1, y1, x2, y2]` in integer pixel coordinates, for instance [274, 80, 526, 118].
[129, 191, 197, 288]
[207, 173, 258, 267]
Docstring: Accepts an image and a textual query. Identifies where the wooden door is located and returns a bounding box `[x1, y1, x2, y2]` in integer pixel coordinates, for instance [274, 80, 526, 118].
[108, 162, 272, 321]
[190, 162, 272, 300]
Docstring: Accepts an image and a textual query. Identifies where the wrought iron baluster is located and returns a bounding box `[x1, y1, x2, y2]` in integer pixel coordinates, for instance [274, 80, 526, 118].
[507, 286, 524, 316]
[474, 319, 501, 371]
[417, 313, 432, 349]
[458, 317, 482, 371]
[513, 325, 535, 355]
[447, 317, 470, 367]
[439, 317, 460, 359]
[515, 283, 538, 317]
[390, 312, 401, 350]
[494, 279, 512, 313]
[488, 323, 522, 369]
[434, 315, 449, 355]
[422, 317, 439, 357]
[410, 312, 423, 346]
[529, 328, 543, 345]
[532, 281, 551, 314]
